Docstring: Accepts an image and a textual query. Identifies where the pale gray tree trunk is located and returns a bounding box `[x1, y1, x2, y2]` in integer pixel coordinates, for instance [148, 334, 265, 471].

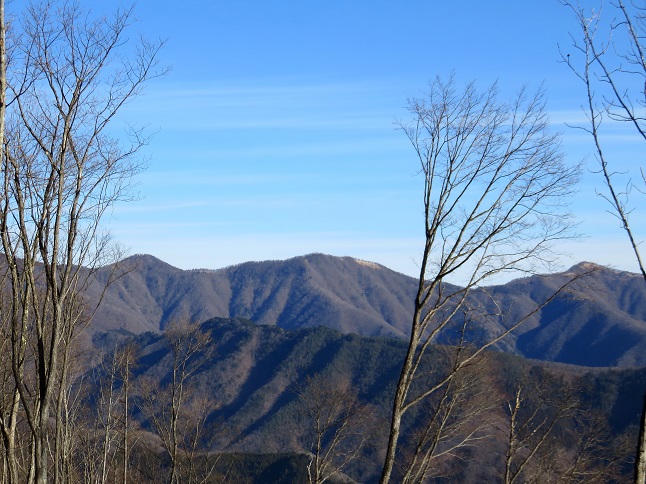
[637, 393, 646, 484]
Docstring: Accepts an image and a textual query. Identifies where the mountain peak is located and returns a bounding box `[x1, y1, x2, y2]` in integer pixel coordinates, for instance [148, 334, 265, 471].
[353, 258, 383, 270]
[565, 261, 641, 277]
[566, 261, 604, 273]
[120, 254, 181, 271]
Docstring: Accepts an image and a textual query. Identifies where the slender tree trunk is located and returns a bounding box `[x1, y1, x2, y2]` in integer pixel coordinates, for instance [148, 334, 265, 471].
[0, 5, 7, 478]
[101, 390, 114, 484]
[122, 356, 130, 484]
[34, 432, 47, 484]
[54, 348, 71, 484]
[636, 392, 646, 483]
[34, 325, 59, 484]
[27, 439, 35, 484]
[169, 379, 179, 484]
[380, 323, 419, 484]
[0, 0, 4, 153]
[0, 390, 20, 484]
[381, 232, 430, 484]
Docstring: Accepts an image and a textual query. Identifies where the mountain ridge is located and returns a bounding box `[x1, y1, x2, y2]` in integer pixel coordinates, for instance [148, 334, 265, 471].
[88, 253, 646, 367]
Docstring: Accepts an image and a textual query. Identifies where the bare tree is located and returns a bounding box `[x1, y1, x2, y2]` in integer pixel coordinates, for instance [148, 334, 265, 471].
[560, 0, 646, 280]
[399, 349, 497, 483]
[138, 320, 217, 484]
[77, 342, 139, 484]
[84, 351, 122, 484]
[295, 375, 376, 484]
[553, 411, 630, 484]
[0, 2, 164, 482]
[559, 2, 646, 481]
[0, 2, 17, 480]
[380, 75, 580, 483]
[501, 372, 578, 484]
[498, 369, 627, 484]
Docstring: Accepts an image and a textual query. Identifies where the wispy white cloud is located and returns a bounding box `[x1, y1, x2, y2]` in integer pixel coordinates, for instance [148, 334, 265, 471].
[147, 136, 407, 162]
[550, 109, 646, 143]
[119, 79, 407, 131]
[137, 79, 400, 104]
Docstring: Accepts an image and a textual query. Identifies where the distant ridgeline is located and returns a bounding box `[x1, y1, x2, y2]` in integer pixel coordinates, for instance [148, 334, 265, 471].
[90, 253, 646, 367]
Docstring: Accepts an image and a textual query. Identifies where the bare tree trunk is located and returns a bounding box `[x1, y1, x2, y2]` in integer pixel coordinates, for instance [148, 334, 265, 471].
[0, 0, 4, 152]
[380, 310, 421, 484]
[0, 2, 9, 481]
[637, 393, 646, 484]
[0, 390, 20, 484]
[122, 354, 130, 484]
[101, 365, 117, 484]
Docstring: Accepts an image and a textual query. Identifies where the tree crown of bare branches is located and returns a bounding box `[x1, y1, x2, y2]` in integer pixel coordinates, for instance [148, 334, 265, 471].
[380, 75, 580, 484]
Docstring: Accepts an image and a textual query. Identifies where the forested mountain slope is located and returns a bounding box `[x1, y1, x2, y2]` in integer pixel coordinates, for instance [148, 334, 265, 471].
[90, 317, 639, 483]
[88, 254, 646, 367]
[90, 253, 417, 336]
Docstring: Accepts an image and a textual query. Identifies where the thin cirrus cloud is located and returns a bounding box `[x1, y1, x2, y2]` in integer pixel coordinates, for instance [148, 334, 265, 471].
[551, 109, 646, 139]
[148, 136, 407, 162]
[109, 196, 304, 216]
[122, 80, 407, 131]
[137, 80, 400, 106]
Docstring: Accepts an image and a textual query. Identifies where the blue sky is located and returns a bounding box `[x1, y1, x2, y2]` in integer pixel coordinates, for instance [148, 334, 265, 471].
[16, 0, 643, 281]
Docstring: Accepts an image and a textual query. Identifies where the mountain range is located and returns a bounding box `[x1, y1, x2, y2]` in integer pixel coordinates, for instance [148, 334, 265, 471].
[88, 253, 646, 367]
[78, 253, 646, 482]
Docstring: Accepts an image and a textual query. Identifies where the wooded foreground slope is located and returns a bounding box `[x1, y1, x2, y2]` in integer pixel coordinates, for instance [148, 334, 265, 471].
[91, 317, 639, 483]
